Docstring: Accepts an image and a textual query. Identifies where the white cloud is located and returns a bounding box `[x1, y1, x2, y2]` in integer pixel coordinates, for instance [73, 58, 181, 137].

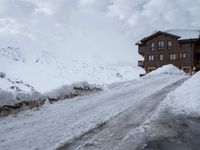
[0, 0, 199, 63]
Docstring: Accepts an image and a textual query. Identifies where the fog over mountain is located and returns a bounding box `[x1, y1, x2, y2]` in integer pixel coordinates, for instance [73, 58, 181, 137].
[0, 0, 199, 63]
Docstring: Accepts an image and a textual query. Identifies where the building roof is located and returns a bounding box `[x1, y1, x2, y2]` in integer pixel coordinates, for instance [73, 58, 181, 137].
[136, 29, 200, 45]
[165, 29, 200, 40]
[137, 31, 180, 45]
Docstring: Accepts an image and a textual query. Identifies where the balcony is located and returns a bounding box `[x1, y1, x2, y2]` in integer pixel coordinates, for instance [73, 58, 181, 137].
[139, 74, 146, 77]
[138, 50, 144, 55]
[138, 60, 144, 67]
[138, 46, 145, 56]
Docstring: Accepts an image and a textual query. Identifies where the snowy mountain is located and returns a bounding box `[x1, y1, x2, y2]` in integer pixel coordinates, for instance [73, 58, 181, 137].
[0, 47, 25, 63]
[0, 47, 143, 93]
[0, 72, 41, 107]
[0, 72, 34, 93]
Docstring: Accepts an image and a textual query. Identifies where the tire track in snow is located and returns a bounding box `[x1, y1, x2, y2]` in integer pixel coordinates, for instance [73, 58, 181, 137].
[56, 78, 187, 150]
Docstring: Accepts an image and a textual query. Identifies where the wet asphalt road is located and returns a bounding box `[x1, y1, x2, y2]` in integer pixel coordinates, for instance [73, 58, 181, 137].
[143, 117, 200, 150]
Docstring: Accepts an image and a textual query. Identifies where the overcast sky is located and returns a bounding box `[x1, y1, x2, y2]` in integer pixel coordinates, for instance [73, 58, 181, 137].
[0, 0, 200, 63]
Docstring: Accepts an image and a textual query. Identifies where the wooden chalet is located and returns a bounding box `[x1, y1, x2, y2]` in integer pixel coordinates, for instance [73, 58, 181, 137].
[136, 30, 200, 76]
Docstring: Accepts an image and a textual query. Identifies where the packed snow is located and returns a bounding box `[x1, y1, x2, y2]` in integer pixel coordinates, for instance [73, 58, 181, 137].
[44, 81, 102, 100]
[123, 69, 200, 150]
[0, 65, 187, 150]
[144, 64, 185, 77]
[161, 71, 200, 117]
[0, 80, 102, 108]
[0, 72, 40, 106]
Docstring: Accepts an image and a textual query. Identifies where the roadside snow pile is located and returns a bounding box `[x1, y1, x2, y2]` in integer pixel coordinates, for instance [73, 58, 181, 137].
[0, 72, 41, 107]
[145, 64, 185, 77]
[0, 90, 41, 107]
[0, 91, 14, 107]
[44, 81, 102, 101]
[163, 71, 200, 117]
[0, 81, 102, 116]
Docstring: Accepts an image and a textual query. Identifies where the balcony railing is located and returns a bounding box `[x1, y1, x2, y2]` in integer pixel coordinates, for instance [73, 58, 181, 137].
[138, 60, 144, 67]
[138, 47, 145, 56]
[139, 74, 146, 77]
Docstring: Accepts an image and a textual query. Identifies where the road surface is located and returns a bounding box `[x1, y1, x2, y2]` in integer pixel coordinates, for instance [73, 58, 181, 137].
[0, 74, 187, 150]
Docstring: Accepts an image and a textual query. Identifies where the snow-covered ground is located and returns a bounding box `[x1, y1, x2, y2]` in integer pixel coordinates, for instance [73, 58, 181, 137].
[0, 47, 143, 94]
[0, 46, 143, 107]
[0, 65, 187, 150]
[0, 72, 41, 107]
[0, 80, 101, 108]
[117, 65, 200, 150]
[158, 69, 200, 117]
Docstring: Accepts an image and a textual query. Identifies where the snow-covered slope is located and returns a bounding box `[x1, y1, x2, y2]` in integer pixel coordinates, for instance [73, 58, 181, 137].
[0, 65, 186, 150]
[0, 47, 143, 93]
[0, 72, 34, 93]
[0, 72, 41, 106]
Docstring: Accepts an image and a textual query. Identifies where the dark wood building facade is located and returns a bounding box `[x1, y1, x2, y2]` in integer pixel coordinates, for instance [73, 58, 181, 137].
[136, 31, 200, 75]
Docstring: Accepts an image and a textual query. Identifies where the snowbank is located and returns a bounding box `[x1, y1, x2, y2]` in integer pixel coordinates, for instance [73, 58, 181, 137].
[0, 89, 41, 107]
[0, 81, 102, 116]
[44, 81, 102, 101]
[0, 72, 41, 107]
[0, 90, 14, 106]
[162, 71, 200, 117]
[145, 64, 185, 77]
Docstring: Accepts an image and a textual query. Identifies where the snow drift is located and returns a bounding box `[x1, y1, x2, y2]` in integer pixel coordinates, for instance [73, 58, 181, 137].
[0, 81, 102, 116]
[144, 64, 185, 77]
[44, 82, 102, 101]
[163, 70, 200, 117]
[0, 72, 41, 107]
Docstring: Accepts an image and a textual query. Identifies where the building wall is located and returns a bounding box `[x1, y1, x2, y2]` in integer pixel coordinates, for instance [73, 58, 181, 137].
[194, 41, 200, 70]
[139, 34, 194, 74]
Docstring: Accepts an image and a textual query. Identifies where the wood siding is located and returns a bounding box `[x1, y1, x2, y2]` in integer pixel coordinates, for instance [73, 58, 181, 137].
[137, 32, 200, 74]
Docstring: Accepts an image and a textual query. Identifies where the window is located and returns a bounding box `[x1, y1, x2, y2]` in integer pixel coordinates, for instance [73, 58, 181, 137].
[159, 54, 164, 61]
[179, 53, 186, 59]
[158, 41, 165, 50]
[150, 42, 155, 51]
[183, 53, 186, 59]
[179, 53, 183, 59]
[167, 41, 172, 49]
[169, 54, 177, 60]
[148, 55, 154, 61]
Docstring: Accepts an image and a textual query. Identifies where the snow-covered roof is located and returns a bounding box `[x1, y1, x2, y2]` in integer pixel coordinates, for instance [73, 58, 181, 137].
[165, 29, 200, 40]
[136, 29, 200, 45]
[136, 31, 180, 45]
